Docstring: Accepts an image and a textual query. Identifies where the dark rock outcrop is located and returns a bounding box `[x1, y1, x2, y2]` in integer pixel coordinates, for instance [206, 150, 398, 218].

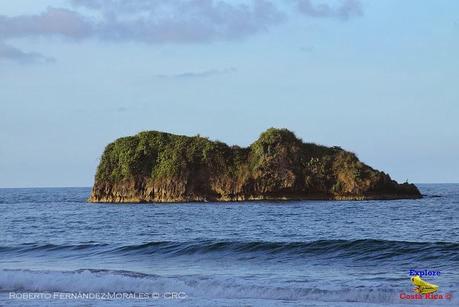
[89, 128, 421, 203]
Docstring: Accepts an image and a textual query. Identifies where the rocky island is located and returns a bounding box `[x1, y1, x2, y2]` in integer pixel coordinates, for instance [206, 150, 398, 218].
[89, 128, 421, 203]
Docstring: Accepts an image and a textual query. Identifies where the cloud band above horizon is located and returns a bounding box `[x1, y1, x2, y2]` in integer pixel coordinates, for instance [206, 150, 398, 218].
[0, 0, 362, 63]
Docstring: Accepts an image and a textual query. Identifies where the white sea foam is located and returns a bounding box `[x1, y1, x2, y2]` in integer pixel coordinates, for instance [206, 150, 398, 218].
[1, 269, 456, 305]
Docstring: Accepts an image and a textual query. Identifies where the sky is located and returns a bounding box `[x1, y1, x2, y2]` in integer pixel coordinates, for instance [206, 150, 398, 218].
[1, 0, 458, 188]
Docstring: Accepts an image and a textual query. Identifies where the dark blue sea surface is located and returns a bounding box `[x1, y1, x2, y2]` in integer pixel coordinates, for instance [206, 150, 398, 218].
[0, 184, 458, 306]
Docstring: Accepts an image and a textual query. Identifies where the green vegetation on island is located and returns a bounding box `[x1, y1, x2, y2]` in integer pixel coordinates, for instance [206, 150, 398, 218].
[90, 128, 421, 203]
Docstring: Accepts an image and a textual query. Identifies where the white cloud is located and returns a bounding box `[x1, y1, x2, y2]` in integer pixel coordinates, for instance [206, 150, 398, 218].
[0, 42, 54, 63]
[154, 67, 237, 79]
[295, 0, 362, 20]
[0, 0, 363, 63]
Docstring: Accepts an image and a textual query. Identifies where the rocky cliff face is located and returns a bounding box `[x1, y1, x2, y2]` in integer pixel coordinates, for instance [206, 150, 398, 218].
[89, 128, 421, 203]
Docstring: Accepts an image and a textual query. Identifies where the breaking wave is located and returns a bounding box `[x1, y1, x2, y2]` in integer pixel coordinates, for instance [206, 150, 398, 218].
[0, 268, 442, 304]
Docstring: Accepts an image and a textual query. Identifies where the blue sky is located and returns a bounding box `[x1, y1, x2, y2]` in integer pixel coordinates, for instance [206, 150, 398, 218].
[1, 0, 458, 187]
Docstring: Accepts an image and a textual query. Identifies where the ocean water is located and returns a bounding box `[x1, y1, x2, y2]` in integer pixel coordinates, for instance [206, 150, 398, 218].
[0, 184, 457, 306]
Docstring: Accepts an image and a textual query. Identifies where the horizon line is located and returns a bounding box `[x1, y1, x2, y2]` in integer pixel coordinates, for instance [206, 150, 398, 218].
[1, 183, 459, 189]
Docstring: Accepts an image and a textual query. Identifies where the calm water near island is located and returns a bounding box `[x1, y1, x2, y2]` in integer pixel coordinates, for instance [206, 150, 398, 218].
[0, 184, 458, 306]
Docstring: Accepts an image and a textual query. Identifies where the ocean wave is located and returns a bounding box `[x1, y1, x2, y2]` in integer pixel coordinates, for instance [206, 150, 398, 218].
[114, 239, 459, 263]
[2, 268, 450, 304]
[1, 239, 458, 262]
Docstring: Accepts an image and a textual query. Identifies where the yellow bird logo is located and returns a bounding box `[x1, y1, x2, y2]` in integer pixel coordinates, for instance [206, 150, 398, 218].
[411, 275, 439, 294]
